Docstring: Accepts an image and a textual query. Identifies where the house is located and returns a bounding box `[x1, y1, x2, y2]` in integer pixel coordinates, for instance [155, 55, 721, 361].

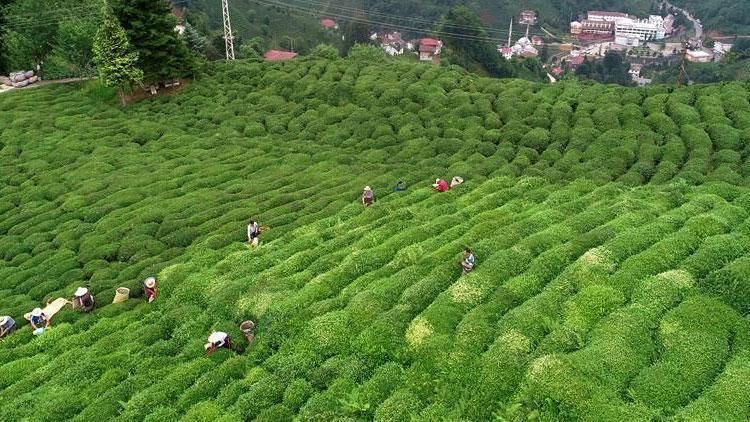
[378, 31, 409, 55]
[551, 66, 564, 76]
[519, 10, 537, 25]
[320, 18, 338, 30]
[532, 36, 544, 46]
[628, 63, 643, 77]
[713, 42, 733, 58]
[264, 50, 298, 61]
[498, 46, 513, 60]
[567, 55, 585, 69]
[419, 38, 442, 61]
[685, 49, 712, 63]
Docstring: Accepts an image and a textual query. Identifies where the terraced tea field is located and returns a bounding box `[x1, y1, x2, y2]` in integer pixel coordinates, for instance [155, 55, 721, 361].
[1, 59, 749, 421]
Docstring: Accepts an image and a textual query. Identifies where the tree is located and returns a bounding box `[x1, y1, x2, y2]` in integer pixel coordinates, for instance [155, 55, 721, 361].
[111, 0, 196, 84]
[239, 36, 265, 60]
[182, 23, 207, 56]
[342, 16, 371, 54]
[309, 44, 339, 60]
[93, 8, 143, 105]
[439, 6, 514, 78]
[2, 0, 62, 77]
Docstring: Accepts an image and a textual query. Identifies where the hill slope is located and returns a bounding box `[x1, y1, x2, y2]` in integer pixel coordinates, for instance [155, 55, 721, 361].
[1, 59, 750, 420]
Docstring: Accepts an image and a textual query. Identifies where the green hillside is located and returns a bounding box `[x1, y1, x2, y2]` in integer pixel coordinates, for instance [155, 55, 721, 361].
[1, 58, 750, 421]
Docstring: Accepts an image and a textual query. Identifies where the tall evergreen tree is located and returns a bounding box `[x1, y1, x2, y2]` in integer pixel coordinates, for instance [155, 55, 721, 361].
[93, 7, 143, 105]
[110, 0, 195, 84]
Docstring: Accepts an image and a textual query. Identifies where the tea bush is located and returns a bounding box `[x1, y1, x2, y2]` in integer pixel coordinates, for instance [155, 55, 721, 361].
[1, 59, 749, 420]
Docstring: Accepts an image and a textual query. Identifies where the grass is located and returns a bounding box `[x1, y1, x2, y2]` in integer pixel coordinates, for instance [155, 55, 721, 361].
[0, 57, 750, 421]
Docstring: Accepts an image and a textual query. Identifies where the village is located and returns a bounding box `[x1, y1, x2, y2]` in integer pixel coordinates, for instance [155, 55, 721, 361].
[256, 5, 723, 86]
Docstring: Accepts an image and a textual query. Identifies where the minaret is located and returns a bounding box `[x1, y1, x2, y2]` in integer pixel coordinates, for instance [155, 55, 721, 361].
[507, 18, 513, 47]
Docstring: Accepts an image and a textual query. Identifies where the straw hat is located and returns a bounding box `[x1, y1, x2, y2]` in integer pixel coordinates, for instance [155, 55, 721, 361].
[208, 331, 226, 343]
[364, 186, 371, 191]
[74, 287, 88, 297]
[144, 277, 156, 288]
[0, 316, 8, 325]
[435, 178, 440, 183]
[31, 308, 42, 317]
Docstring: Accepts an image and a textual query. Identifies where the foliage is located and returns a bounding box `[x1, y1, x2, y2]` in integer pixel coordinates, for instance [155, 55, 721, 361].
[0, 58, 749, 421]
[111, 0, 196, 84]
[93, 7, 143, 104]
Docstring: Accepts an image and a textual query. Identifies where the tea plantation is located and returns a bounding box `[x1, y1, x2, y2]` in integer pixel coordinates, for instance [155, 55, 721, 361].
[1, 58, 750, 421]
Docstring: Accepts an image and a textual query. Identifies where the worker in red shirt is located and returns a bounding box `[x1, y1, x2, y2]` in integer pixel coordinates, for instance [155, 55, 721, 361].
[432, 178, 450, 192]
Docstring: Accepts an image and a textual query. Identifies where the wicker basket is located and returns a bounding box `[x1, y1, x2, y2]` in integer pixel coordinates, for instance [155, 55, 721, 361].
[112, 287, 130, 303]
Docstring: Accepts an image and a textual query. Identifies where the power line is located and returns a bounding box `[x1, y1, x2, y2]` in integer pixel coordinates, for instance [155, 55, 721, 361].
[248, 0, 555, 46]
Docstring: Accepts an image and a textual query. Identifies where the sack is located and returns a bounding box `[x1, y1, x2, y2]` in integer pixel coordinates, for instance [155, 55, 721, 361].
[113, 287, 130, 303]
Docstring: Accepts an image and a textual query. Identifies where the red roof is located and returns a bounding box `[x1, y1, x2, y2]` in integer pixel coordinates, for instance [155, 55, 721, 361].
[500, 47, 512, 54]
[420, 38, 440, 47]
[568, 56, 585, 66]
[320, 18, 337, 28]
[551, 66, 564, 75]
[264, 50, 298, 61]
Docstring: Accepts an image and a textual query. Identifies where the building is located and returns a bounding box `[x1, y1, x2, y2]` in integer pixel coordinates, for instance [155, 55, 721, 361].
[419, 38, 442, 61]
[614, 16, 666, 41]
[320, 18, 338, 30]
[498, 46, 513, 60]
[685, 49, 712, 63]
[663, 14, 675, 34]
[264, 50, 298, 61]
[615, 34, 641, 47]
[714, 42, 733, 55]
[567, 55, 585, 69]
[587, 11, 628, 22]
[571, 19, 615, 36]
[628, 63, 643, 77]
[551, 66, 564, 76]
[519, 10, 537, 25]
[532, 36, 544, 46]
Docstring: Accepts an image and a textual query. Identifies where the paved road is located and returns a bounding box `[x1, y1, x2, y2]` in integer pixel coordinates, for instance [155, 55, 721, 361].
[663, 1, 702, 42]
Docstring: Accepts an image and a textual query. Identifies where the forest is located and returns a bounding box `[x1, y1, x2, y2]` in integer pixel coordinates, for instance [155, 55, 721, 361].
[0, 53, 749, 420]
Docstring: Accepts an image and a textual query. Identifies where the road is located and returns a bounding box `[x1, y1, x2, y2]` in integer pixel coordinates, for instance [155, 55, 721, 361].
[663, 1, 702, 43]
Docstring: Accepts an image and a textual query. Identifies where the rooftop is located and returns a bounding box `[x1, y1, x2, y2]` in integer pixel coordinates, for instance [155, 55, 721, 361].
[320, 18, 337, 28]
[420, 38, 441, 46]
[264, 50, 298, 61]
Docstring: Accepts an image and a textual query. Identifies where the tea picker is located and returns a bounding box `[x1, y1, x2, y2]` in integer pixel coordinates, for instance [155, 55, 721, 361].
[240, 320, 256, 346]
[0, 316, 16, 338]
[450, 176, 464, 188]
[459, 248, 475, 275]
[393, 181, 407, 191]
[205, 331, 232, 356]
[432, 178, 450, 192]
[28, 308, 50, 335]
[143, 277, 158, 303]
[72, 287, 95, 312]
[361, 186, 375, 206]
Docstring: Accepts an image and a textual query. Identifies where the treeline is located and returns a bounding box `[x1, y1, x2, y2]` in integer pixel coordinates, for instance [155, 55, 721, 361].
[0, 0, 197, 82]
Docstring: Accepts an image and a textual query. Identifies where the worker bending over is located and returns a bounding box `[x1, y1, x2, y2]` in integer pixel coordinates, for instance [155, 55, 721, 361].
[459, 248, 475, 275]
[72, 287, 94, 312]
[143, 277, 158, 303]
[433, 178, 450, 192]
[0, 316, 16, 338]
[362, 186, 374, 206]
[205, 331, 232, 356]
[247, 220, 261, 247]
[29, 308, 50, 334]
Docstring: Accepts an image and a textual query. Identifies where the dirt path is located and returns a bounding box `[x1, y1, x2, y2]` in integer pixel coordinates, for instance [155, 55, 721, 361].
[0, 77, 93, 95]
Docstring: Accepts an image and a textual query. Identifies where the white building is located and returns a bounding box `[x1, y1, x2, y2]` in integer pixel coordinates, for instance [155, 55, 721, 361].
[615, 34, 641, 47]
[614, 16, 666, 41]
[685, 49, 712, 63]
[587, 11, 628, 22]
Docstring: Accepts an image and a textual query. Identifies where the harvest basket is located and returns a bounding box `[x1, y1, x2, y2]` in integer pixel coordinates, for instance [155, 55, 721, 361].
[113, 287, 130, 303]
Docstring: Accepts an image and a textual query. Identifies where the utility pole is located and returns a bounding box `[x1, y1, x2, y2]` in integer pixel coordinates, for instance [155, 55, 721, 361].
[222, 0, 235, 60]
